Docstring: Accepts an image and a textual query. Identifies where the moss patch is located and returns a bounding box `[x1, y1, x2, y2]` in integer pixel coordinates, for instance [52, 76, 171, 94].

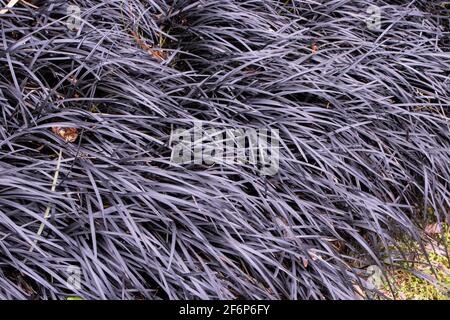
[381, 224, 450, 300]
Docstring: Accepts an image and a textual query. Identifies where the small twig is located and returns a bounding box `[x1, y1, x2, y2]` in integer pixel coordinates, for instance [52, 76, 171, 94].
[29, 149, 63, 253]
[0, 0, 19, 15]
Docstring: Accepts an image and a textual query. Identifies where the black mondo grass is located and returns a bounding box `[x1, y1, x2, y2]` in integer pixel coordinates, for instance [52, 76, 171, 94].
[0, 0, 449, 300]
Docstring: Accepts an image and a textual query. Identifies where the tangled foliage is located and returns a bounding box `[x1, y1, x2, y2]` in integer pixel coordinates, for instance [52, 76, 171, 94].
[0, 0, 449, 299]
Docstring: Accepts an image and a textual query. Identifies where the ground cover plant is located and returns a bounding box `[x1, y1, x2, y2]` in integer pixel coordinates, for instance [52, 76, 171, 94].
[382, 224, 450, 300]
[0, 0, 449, 299]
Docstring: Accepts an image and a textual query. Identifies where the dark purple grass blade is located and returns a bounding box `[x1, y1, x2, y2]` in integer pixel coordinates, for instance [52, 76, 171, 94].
[0, 0, 448, 300]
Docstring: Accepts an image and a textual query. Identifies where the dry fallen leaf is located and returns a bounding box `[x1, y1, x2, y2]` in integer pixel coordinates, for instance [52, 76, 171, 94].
[149, 49, 168, 61]
[301, 257, 309, 268]
[332, 240, 346, 253]
[131, 30, 167, 61]
[352, 284, 365, 300]
[425, 222, 442, 235]
[51, 127, 78, 143]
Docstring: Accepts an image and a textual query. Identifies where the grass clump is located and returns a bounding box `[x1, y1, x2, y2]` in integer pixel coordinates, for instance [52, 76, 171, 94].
[0, 0, 449, 299]
[376, 224, 450, 300]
